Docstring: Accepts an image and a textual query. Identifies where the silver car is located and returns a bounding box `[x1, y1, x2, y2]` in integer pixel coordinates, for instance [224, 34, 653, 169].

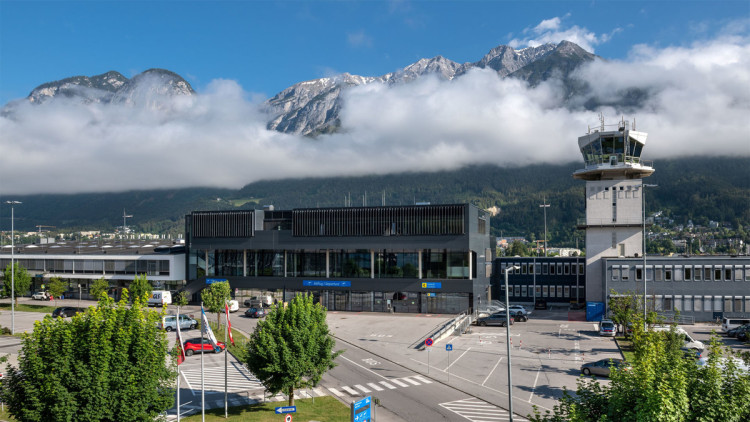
[158, 314, 197, 332]
[581, 358, 628, 377]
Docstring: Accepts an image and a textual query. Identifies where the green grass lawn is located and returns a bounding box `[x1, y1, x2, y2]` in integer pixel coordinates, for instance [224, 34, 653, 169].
[181, 396, 350, 421]
[0, 303, 56, 313]
[616, 336, 635, 362]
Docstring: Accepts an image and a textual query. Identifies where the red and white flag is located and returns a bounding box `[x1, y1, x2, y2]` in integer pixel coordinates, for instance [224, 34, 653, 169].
[176, 315, 186, 365]
[225, 302, 235, 346]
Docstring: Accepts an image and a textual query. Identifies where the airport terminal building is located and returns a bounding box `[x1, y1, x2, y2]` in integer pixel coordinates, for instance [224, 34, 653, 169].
[184, 204, 492, 314]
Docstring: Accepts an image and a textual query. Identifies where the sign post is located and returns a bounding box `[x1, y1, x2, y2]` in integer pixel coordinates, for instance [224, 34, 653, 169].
[446, 343, 453, 381]
[351, 396, 372, 422]
[425, 337, 433, 374]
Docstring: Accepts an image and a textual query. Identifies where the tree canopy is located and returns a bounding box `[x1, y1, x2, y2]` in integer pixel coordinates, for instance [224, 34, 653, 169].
[89, 277, 109, 301]
[2, 263, 32, 305]
[48, 277, 66, 304]
[243, 293, 342, 406]
[201, 281, 232, 325]
[1, 291, 175, 421]
[127, 274, 152, 304]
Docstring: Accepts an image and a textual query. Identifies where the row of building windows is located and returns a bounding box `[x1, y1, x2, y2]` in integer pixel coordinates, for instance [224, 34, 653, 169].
[500, 284, 584, 299]
[195, 249, 475, 280]
[619, 295, 750, 314]
[609, 265, 750, 282]
[500, 262, 585, 276]
[0, 258, 171, 276]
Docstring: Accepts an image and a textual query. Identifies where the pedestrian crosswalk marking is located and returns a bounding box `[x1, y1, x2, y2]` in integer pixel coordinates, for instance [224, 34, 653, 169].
[440, 398, 527, 422]
[390, 378, 409, 387]
[380, 381, 397, 389]
[342, 386, 359, 395]
[180, 363, 262, 395]
[403, 377, 421, 386]
[354, 384, 371, 393]
[328, 387, 344, 397]
[413, 375, 433, 384]
[367, 382, 384, 391]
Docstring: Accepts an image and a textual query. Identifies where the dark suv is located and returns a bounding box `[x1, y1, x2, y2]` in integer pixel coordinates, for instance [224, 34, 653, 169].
[476, 313, 514, 327]
[52, 307, 86, 318]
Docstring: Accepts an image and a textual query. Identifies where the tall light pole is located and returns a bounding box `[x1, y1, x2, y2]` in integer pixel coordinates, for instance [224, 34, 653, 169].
[540, 199, 550, 257]
[642, 184, 657, 327]
[504, 264, 520, 421]
[6, 201, 21, 335]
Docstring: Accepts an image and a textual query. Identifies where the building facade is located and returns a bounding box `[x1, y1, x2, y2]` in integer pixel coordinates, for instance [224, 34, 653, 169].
[185, 204, 492, 314]
[493, 257, 586, 305]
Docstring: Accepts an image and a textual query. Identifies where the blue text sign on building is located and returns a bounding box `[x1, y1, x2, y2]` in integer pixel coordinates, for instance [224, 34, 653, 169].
[446, 344, 453, 351]
[421, 282, 442, 289]
[303, 280, 351, 288]
[274, 406, 296, 414]
[205, 278, 228, 285]
[352, 396, 372, 422]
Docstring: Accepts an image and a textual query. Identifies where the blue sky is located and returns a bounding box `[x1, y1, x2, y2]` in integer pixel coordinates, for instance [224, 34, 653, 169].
[1, 1, 748, 194]
[1, 0, 747, 104]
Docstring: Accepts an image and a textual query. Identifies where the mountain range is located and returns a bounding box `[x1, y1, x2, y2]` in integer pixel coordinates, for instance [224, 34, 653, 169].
[8, 40, 595, 136]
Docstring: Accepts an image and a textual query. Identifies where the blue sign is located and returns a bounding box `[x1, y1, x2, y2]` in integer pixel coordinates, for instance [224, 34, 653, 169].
[303, 280, 351, 287]
[446, 344, 453, 351]
[274, 406, 296, 414]
[427, 292, 436, 297]
[205, 278, 227, 285]
[353, 396, 371, 422]
[421, 282, 442, 289]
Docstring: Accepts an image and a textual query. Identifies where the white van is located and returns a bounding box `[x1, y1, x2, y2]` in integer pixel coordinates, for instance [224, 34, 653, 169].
[651, 326, 705, 351]
[721, 317, 750, 333]
[148, 291, 172, 306]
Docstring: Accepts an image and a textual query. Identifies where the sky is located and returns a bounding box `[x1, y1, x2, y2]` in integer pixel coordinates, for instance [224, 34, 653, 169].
[0, 0, 749, 195]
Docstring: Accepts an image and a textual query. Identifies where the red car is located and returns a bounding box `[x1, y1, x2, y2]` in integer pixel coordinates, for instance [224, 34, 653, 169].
[183, 338, 226, 356]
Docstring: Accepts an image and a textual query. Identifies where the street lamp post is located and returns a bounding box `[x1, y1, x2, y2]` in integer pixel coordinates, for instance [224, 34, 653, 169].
[642, 184, 657, 327]
[504, 265, 520, 422]
[540, 200, 550, 257]
[6, 201, 21, 335]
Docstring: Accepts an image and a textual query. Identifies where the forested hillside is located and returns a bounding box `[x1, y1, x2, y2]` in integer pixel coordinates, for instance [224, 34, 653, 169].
[4, 157, 748, 247]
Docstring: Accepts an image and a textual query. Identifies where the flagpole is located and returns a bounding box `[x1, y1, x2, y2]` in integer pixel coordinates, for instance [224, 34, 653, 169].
[224, 300, 228, 418]
[177, 305, 181, 422]
[201, 303, 205, 422]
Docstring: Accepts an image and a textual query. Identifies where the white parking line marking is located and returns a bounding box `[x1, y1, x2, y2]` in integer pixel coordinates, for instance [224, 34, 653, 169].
[482, 356, 504, 386]
[390, 378, 410, 387]
[412, 375, 433, 384]
[529, 367, 541, 402]
[367, 382, 384, 391]
[445, 346, 472, 370]
[354, 384, 371, 393]
[379, 381, 397, 389]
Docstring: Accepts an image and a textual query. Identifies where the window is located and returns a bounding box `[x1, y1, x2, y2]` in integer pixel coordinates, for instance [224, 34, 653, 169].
[521, 285, 528, 297]
[704, 267, 712, 281]
[724, 297, 732, 312]
[735, 267, 743, 281]
[745, 297, 750, 313]
[564, 286, 570, 297]
[611, 267, 620, 281]
[684, 266, 692, 281]
[535, 286, 541, 297]
[704, 296, 712, 312]
[636, 267, 643, 281]
[521, 264, 527, 275]
[684, 296, 692, 312]
[715, 267, 722, 281]
[734, 297, 743, 312]
[665, 267, 672, 281]
[725, 267, 732, 281]
[579, 263, 585, 275]
[674, 266, 683, 281]
[543, 286, 549, 297]
[713, 296, 722, 312]
[746, 266, 750, 281]
[694, 297, 702, 312]
[564, 263, 570, 275]
[549, 286, 556, 298]
[515, 263, 521, 274]
[695, 267, 702, 281]
[535, 263, 541, 274]
[663, 297, 673, 311]
[557, 263, 563, 274]
[514, 285, 520, 297]
[655, 267, 663, 281]
[549, 264, 555, 275]
[543, 263, 548, 275]
[572, 264, 577, 275]
[557, 286, 563, 297]
[622, 266, 630, 280]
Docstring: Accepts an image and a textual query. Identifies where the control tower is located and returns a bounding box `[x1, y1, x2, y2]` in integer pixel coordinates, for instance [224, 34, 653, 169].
[574, 116, 654, 304]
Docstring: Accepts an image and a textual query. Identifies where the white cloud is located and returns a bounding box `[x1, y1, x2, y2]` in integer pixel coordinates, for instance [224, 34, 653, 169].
[0, 28, 748, 195]
[510, 15, 618, 53]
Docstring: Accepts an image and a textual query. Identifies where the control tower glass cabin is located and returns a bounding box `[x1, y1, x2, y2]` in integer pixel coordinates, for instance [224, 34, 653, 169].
[573, 118, 654, 181]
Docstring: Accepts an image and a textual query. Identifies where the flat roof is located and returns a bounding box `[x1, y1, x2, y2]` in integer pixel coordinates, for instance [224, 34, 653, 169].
[0, 241, 185, 256]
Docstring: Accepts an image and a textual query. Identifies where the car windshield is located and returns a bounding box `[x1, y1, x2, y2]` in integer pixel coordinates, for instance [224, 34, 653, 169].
[602, 322, 615, 329]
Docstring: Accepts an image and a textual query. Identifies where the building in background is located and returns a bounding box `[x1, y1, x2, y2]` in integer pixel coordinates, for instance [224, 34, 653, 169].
[184, 204, 492, 314]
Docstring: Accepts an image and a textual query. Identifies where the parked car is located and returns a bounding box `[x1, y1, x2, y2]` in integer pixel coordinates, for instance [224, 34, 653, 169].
[738, 327, 750, 342]
[727, 323, 750, 338]
[651, 326, 705, 352]
[721, 317, 750, 333]
[32, 291, 50, 300]
[244, 295, 273, 308]
[477, 305, 504, 317]
[509, 309, 530, 322]
[476, 312, 514, 327]
[245, 307, 268, 318]
[52, 306, 85, 318]
[508, 305, 531, 315]
[581, 358, 629, 377]
[534, 299, 548, 310]
[147, 291, 172, 306]
[158, 314, 197, 331]
[227, 300, 239, 312]
[182, 338, 226, 356]
[599, 319, 617, 337]
[697, 356, 750, 373]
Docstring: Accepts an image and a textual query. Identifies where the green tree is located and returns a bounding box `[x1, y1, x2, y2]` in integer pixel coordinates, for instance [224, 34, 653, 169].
[2, 263, 32, 306]
[174, 290, 189, 307]
[508, 240, 530, 257]
[127, 274, 152, 304]
[47, 277, 66, 306]
[1, 291, 175, 421]
[243, 293, 342, 406]
[89, 277, 110, 301]
[201, 281, 232, 326]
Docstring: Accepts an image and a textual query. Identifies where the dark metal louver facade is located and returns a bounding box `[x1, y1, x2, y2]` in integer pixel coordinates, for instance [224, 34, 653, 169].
[292, 205, 466, 237]
[190, 211, 254, 238]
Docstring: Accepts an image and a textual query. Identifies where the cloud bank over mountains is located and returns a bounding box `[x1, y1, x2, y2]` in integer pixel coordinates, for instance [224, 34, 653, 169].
[1, 24, 748, 195]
